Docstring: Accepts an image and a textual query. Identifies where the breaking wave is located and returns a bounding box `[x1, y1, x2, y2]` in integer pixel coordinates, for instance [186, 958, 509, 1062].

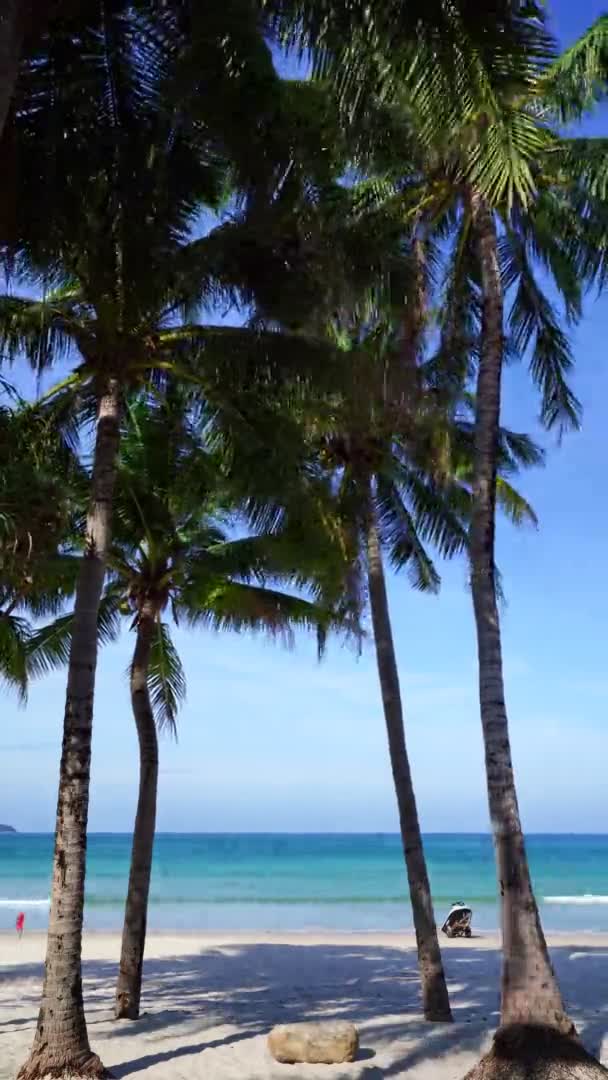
[0, 898, 49, 907]
[544, 895, 608, 905]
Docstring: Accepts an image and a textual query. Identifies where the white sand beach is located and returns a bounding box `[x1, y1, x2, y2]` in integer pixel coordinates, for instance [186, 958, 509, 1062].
[2, 931, 608, 1079]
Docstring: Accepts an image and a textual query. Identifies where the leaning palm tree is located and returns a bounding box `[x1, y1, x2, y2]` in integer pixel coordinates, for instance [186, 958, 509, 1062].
[34, 391, 357, 1021]
[309, 311, 541, 1024]
[108, 396, 353, 1019]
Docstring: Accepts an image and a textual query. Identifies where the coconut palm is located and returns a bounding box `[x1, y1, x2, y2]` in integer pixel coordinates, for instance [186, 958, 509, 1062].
[1, 9, 347, 1071]
[461, 76, 607, 1075]
[310, 29, 608, 1059]
[306, 304, 541, 1024]
[3, 260, 342, 1080]
[110, 395, 354, 1020]
[441, 120, 608, 1080]
[30, 390, 357, 1021]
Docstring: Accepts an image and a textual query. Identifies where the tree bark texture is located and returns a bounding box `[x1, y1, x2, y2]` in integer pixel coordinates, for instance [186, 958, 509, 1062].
[366, 491, 452, 1022]
[115, 602, 159, 1020]
[18, 381, 121, 1080]
[469, 190, 572, 1034]
[463, 1024, 608, 1080]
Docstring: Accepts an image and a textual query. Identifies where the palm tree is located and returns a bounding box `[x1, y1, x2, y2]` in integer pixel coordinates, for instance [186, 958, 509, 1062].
[467, 190, 573, 1041]
[309, 311, 541, 1024]
[311, 29, 608, 1059]
[462, 109, 608, 1080]
[1, 9, 347, 1071]
[462, 61, 608, 1066]
[108, 395, 352, 1019]
[32, 390, 356, 1021]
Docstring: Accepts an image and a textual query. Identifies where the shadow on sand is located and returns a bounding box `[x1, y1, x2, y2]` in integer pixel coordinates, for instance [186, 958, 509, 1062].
[2, 942, 608, 1077]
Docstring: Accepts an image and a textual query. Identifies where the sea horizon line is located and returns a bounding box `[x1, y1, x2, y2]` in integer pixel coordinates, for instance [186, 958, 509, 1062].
[4, 830, 608, 838]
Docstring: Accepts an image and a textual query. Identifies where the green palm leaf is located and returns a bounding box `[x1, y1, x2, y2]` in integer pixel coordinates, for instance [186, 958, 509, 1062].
[183, 579, 339, 657]
[0, 293, 80, 372]
[374, 476, 441, 592]
[0, 615, 30, 702]
[542, 14, 608, 120]
[496, 477, 538, 527]
[146, 622, 186, 738]
[500, 230, 581, 431]
[26, 597, 121, 680]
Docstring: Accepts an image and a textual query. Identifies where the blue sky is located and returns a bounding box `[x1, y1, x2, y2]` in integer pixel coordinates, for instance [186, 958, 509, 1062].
[2, 1, 608, 834]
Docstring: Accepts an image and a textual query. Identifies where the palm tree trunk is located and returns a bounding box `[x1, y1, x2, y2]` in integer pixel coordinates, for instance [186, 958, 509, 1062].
[366, 487, 452, 1022]
[0, 0, 23, 139]
[115, 601, 158, 1020]
[469, 191, 572, 1034]
[18, 380, 120, 1080]
[403, 227, 426, 372]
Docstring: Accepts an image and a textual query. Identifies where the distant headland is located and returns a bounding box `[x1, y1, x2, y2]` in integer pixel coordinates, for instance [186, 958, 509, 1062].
[0, 824, 16, 833]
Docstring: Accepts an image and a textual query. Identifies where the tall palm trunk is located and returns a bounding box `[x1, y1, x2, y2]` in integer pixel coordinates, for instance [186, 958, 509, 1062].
[469, 191, 572, 1034]
[403, 228, 426, 373]
[0, 0, 23, 139]
[115, 601, 159, 1020]
[366, 487, 452, 1022]
[18, 380, 120, 1080]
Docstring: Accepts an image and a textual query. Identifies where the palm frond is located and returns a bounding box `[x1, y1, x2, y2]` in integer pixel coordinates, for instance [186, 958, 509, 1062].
[26, 596, 121, 680]
[496, 477, 538, 527]
[514, 185, 583, 319]
[0, 293, 80, 371]
[0, 614, 30, 702]
[393, 465, 470, 561]
[15, 555, 81, 620]
[467, 104, 553, 209]
[552, 137, 608, 205]
[146, 621, 186, 738]
[25, 613, 73, 679]
[183, 579, 341, 654]
[498, 428, 545, 472]
[374, 477, 441, 592]
[501, 230, 581, 431]
[542, 14, 608, 120]
[154, 324, 341, 396]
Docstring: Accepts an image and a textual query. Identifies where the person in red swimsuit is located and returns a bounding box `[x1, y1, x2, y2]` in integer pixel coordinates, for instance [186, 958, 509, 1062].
[16, 912, 25, 938]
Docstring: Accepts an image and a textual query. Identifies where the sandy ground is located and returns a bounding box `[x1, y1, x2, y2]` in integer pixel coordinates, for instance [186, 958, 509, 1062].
[2, 931, 608, 1079]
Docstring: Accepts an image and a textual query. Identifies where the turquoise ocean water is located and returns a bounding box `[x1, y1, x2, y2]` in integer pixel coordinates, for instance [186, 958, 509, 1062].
[1, 833, 608, 933]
